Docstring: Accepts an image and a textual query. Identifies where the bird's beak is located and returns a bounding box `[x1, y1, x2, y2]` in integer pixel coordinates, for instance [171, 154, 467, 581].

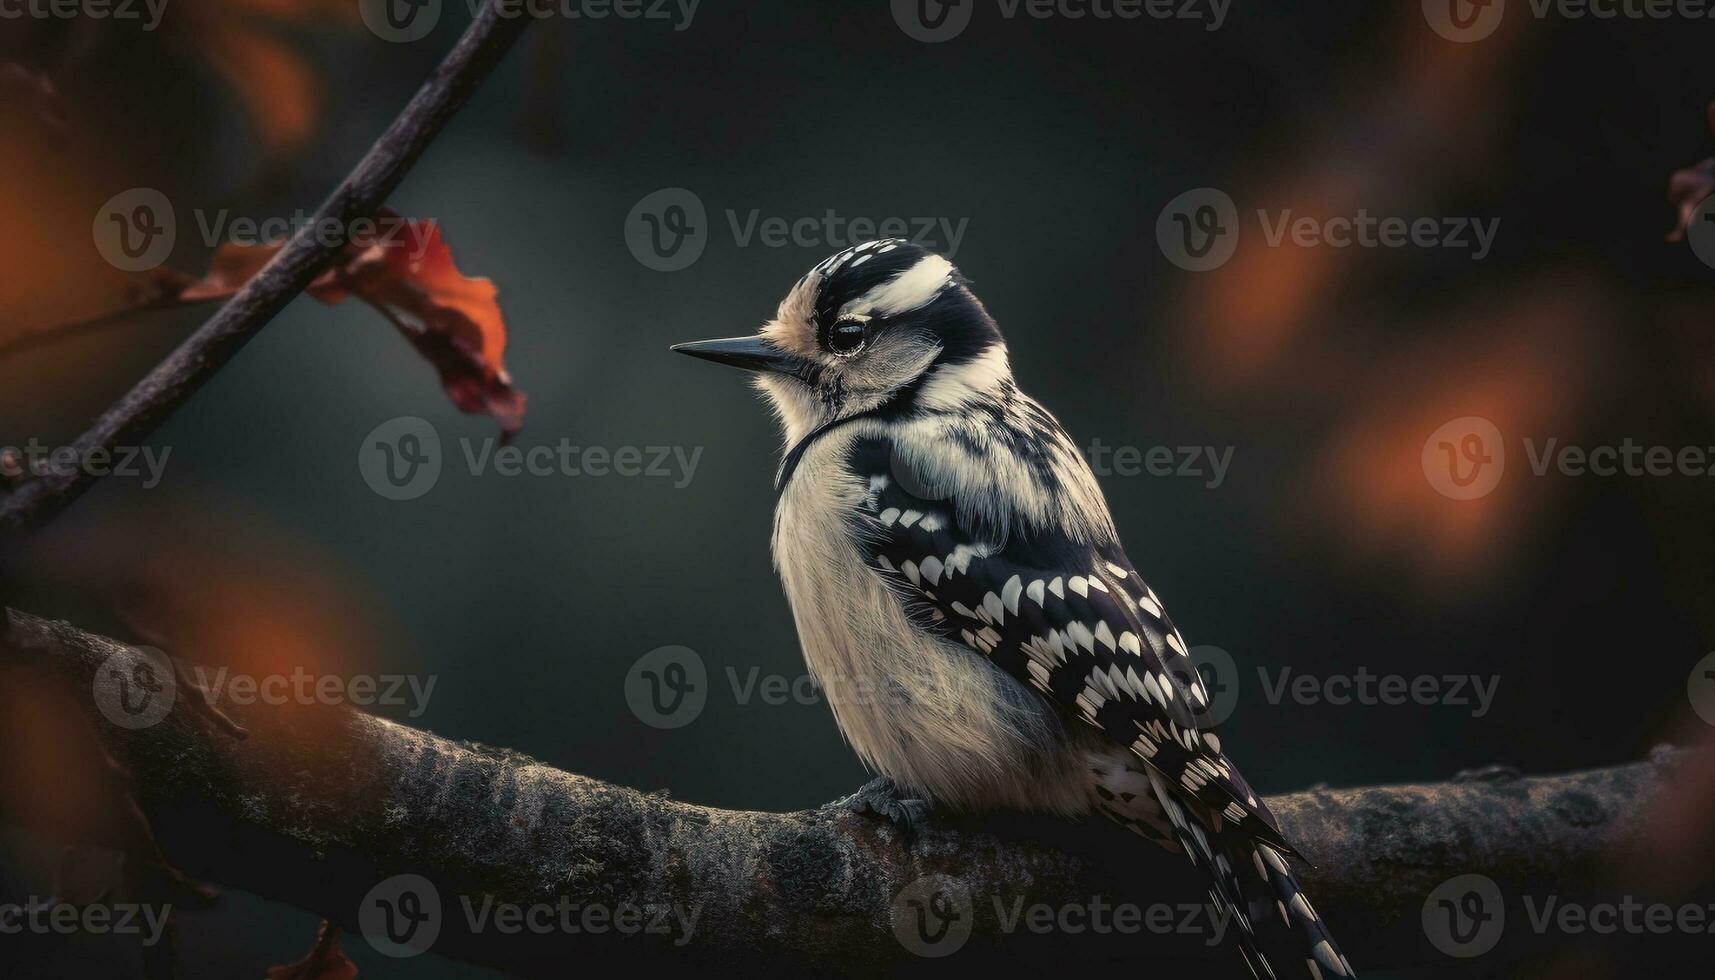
[671, 335, 808, 378]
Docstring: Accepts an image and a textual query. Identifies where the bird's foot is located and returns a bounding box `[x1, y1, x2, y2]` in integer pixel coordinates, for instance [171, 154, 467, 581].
[834, 776, 930, 841]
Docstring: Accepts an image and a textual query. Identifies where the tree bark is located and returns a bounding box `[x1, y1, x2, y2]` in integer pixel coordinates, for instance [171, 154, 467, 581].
[0, 608, 1701, 976]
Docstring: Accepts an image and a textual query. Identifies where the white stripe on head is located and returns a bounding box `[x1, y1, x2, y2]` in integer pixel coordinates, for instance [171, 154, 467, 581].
[916, 344, 1014, 411]
[840, 254, 954, 319]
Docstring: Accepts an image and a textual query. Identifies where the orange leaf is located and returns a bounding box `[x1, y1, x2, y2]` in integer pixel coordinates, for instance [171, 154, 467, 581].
[310, 215, 525, 436]
[144, 212, 526, 436]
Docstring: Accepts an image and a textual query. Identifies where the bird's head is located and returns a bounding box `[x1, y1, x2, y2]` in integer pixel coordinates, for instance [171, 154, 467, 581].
[673, 240, 1012, 445]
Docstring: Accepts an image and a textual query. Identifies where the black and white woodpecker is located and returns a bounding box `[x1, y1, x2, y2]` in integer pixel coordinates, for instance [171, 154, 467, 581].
[673, 240, 1352, 980]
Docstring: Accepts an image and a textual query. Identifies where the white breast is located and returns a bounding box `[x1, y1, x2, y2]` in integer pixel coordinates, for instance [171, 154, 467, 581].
[770, 423, 1097, 815]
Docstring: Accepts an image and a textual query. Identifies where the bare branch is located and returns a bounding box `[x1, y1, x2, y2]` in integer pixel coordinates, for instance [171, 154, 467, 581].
[0, 4, 534, 534]
[2, 608, 1702, 975]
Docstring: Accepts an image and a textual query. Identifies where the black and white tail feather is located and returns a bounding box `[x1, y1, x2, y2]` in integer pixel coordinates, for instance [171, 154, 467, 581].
[1147, 768, 1273, 979]
[675, 239, 1354, 979]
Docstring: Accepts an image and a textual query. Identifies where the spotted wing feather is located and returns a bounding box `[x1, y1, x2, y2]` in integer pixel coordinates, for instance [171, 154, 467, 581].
[844, 435, 1293, 857]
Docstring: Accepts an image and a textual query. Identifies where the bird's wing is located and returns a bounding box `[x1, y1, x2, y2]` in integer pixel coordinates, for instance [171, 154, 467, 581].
[840, 432, 1292, 854]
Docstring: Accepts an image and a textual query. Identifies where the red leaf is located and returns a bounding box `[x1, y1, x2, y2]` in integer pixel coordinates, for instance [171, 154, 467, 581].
[310, 214, 526, 438]
[168, 212, 526, 436]
[266, 921, 358, 980]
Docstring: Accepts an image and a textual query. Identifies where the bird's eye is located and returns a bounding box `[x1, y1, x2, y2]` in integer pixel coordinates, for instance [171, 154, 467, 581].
[825, 317, 870, 356]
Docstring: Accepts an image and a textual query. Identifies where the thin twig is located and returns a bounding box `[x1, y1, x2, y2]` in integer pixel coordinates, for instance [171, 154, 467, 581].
[0, 297, 217, 362]
[0, 3, 535, 534]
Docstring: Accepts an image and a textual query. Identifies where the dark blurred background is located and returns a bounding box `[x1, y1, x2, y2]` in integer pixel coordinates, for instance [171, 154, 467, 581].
[1, 0, 1714, 976]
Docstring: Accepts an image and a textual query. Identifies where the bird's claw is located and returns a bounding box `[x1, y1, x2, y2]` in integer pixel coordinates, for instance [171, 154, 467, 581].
[836, 776, 929, 840]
